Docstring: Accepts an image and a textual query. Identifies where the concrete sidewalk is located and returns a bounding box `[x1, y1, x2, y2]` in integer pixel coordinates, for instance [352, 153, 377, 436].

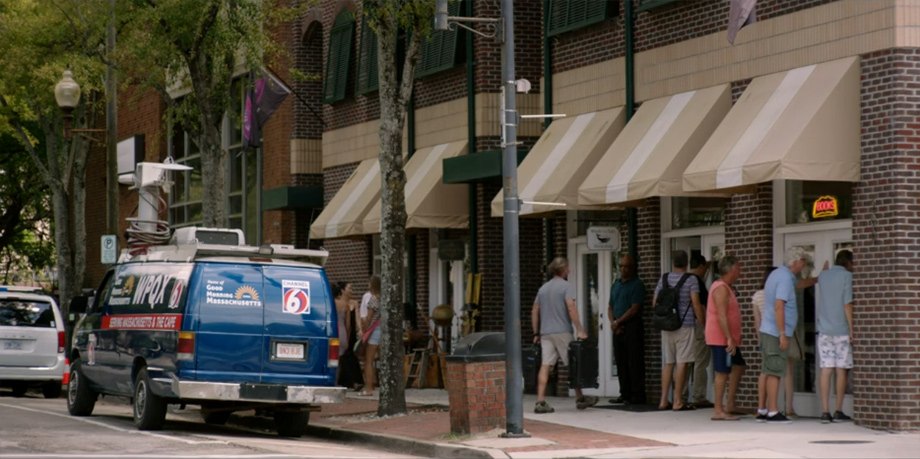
[310, 389, 919, 459]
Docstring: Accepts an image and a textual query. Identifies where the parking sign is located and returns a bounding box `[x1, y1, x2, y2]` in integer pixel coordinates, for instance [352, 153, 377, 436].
[101, 235, 117, 264]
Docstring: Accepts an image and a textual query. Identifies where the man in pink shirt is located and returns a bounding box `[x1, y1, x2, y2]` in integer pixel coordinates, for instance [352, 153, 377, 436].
[705, 255, 747, 421]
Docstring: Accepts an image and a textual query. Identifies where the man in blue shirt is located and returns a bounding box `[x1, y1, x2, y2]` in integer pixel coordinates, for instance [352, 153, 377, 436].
[816, 250, 855, 423]
[608, 254, 646, 405]
[759, 246, 810, 423]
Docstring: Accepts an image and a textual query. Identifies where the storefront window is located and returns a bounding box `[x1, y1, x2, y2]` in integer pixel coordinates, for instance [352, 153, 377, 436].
[785, 181, 853, 224]
[671, 197, 727, 229]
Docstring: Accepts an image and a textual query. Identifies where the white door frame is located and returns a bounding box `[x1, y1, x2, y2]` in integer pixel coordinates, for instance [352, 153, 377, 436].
[779, 226, 853, 417]
[568, 237, 619, 397]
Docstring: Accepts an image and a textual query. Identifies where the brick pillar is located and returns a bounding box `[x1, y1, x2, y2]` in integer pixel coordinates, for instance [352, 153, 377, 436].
[637, 198, 662, 404]
[851, 49, 920, 431]
[446, 358, 506, 435]
[724, 183, 773, 410]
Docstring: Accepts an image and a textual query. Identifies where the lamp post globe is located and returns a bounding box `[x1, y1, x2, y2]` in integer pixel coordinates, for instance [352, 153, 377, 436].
[54, 70, 81, 109]
[54, 70, 81, 139]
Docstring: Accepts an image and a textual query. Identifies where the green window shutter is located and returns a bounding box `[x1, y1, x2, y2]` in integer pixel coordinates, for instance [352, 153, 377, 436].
[547, 0, 613, 37]
[323, 12, 354, 104]
[356, 18, 379, 94]
[416, 0, 462, 78]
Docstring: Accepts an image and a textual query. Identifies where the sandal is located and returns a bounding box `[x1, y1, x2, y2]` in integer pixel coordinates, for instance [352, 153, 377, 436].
[357, 390, 375, 397]
[657, 403, 672, 411]
[673, 404, 696, 411]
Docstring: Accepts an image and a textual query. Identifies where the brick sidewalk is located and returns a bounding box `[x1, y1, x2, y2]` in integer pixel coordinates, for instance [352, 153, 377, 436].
[312, 397, 667, 455]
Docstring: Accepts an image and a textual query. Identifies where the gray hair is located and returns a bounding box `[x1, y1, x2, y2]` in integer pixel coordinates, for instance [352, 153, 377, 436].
[717, 255, 739, 276]
[548, 257, 568, 277]
[783, 246, 810, 268]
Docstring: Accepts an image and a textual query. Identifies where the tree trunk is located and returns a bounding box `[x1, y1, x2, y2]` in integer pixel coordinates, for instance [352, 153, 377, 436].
[377, 117, 408, 417]
[189, 55, 228, 229]
[197, 125, 227, 228]
[373, 4, 423, 417]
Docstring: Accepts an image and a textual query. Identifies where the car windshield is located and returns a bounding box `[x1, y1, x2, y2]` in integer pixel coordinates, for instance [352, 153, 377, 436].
[0, 300, 55, 328]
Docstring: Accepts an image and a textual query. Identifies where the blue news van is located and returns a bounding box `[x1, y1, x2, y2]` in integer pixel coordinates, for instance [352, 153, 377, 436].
[67, 228, 344, 437]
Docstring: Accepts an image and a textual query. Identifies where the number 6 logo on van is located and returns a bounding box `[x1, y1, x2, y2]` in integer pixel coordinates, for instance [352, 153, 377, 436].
[282, 280, 310, 315]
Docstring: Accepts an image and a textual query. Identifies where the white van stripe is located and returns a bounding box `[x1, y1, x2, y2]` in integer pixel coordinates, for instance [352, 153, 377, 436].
[520, 113, 595, 214]
[716, 65, 815, 189]
[606, 91, 695, 203]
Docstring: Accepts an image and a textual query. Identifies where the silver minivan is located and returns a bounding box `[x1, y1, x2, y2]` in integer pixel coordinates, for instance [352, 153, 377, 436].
[0, 286, 66, 398]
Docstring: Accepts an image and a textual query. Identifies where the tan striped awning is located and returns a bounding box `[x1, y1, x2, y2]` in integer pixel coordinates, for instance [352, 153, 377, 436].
[683, 56, 860, 192]
[578, 85, 730, 206]
[309, 158, 380, 240]
[361, 141, 469, 234]
[491, 107, 626, 217]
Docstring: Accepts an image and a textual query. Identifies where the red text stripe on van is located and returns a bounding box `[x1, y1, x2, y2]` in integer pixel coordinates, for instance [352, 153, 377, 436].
[101, 314, 183, 330]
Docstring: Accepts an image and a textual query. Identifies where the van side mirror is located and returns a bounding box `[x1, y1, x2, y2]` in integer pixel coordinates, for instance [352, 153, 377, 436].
[69, 296, 89, 314]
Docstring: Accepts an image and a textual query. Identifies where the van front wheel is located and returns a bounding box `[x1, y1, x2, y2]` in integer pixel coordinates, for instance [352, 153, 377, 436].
[273, 410, 310, 437]
[67, 359, 97, 416]
[133, 368, 167, 430]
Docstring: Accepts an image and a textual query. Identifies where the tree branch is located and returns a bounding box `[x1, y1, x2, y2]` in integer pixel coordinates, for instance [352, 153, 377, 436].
[0, 94, 54, 184]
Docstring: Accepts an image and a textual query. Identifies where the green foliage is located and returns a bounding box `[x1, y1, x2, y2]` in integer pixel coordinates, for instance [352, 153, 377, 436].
[117, 0, 303, 137]
[0, 0, 106, 132]
[0, 130, 54, 285]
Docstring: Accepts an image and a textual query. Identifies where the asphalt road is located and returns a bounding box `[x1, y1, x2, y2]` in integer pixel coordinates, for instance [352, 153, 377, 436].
[0, 390, 418, 459]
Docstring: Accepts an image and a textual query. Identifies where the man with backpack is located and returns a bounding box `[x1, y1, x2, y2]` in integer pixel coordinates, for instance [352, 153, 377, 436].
[653, 250, 705, 411]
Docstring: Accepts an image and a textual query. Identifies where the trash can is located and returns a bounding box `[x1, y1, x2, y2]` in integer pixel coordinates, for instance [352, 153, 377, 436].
[445, 332, 506, 435]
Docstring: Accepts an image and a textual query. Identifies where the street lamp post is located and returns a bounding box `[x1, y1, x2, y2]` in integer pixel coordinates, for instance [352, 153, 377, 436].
[54, 70, 81, 140]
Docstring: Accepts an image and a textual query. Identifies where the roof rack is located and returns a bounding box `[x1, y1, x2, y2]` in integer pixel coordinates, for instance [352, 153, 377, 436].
[121, 242, 328, 266]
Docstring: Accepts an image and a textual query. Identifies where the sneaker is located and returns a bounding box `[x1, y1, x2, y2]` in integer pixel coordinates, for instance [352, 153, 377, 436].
[833, 411, 852, 422]
[755, 413, 768, 422]
[820, 412, 834, 424]
[765, 412, 792, 424]
[576, 395, 598, 410]
[534, 400, 555, 414]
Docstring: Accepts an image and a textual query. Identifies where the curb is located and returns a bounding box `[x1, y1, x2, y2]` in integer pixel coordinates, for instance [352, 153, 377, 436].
[306, 423, 508, 459]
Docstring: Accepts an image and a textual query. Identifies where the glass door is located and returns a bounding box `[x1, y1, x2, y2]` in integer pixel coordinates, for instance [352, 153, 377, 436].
[570, 239, 618, 396]
[782, 228, 852, 417]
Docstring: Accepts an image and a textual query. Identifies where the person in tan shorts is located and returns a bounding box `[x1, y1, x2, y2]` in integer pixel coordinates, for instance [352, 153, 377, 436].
[531, 257, 598, 413]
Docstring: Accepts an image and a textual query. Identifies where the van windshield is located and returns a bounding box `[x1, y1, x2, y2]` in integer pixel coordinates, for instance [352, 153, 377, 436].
[0, 300, 55, 328]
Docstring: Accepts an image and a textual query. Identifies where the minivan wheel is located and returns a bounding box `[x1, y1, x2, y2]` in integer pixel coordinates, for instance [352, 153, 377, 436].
[42, 381, 62, 399]
[273, 410, 310, 437]
[67, 360, 97, 416]
[10, 382, 28, 397]
[133, 368, 167, 430]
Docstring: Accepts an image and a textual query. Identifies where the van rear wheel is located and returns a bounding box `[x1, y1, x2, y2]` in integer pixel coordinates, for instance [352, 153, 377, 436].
[273, 410, 310, 437]
[133, 368, 167, 430]
[67, 359, 97, 416]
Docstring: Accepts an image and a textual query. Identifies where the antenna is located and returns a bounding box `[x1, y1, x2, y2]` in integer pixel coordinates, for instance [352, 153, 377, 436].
[126, 160, 192, 255]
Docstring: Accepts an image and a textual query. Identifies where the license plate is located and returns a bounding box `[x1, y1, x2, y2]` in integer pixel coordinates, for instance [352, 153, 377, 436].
[2, 340, 23, 351]
[274, 342, 305, 360]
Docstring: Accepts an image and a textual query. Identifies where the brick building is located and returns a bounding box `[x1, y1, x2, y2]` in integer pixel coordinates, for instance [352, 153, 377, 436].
[87, 0, 920, 431]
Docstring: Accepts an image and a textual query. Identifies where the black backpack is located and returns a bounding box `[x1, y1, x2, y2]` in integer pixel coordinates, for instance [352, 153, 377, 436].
[653, 273, 692, 331]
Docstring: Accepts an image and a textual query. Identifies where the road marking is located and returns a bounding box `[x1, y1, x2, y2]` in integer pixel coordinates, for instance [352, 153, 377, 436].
[0, 455, 309, 458]
[0, 403, 226, 446]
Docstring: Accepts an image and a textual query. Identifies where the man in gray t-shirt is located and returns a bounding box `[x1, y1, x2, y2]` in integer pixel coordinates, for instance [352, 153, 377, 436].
[531, 257, 594, 413]
[816, 249, 855, 422]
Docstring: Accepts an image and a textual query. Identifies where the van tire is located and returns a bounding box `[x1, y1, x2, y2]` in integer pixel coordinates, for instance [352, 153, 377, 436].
[43, 381, 62, 399]
[133, 368, 167, 430]
[67, 359, 97, 416]
[273, 410, 310, 437]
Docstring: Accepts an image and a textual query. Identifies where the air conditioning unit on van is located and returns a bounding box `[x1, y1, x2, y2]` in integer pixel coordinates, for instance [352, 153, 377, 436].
[171, 227, 245, 247]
